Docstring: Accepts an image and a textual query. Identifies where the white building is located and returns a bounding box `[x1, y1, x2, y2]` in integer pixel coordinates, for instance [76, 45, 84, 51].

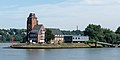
[72, 35, 89, 43]
[64, 35, 89, 43]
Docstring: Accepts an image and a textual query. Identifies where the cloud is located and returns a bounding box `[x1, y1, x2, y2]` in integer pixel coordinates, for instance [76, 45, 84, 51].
[0, 0, 120, 30]
[80, 0, 120, 5]
[56, 0, 120, 6]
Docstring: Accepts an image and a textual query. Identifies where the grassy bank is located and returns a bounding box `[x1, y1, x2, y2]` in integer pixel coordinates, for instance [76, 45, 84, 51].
[10, 43, 96, 49]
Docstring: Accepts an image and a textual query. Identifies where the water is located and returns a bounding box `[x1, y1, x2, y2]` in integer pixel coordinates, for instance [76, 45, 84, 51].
[0, 43, 120, 60]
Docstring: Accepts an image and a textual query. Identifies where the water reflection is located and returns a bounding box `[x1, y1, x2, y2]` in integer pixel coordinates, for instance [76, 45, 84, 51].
[26, 49, 42, 60]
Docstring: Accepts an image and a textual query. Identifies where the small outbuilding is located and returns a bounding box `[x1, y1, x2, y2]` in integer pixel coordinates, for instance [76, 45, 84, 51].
[64, 35, 89, 43]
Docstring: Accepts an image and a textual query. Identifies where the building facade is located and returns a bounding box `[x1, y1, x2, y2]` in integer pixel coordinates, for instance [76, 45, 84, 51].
[64, 35, 89, 43]
[72, 35, 89, 43]
[27, 13, 46, 43]
[27, 13, 38, 41]
[47, 28, 89, 43]
[48, 28, 64, 43]
[62, 31, 89, 43]
[29, 25, 46, 43]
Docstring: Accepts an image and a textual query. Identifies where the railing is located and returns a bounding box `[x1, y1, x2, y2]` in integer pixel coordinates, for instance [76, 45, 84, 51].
[97, 41, 112, 46]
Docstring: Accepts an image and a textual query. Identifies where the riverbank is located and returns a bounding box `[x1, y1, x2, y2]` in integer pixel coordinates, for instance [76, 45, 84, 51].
[10, 43, 102, 49]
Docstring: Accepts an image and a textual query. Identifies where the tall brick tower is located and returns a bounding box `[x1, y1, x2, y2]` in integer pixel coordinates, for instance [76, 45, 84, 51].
[27, 13, 38, 41]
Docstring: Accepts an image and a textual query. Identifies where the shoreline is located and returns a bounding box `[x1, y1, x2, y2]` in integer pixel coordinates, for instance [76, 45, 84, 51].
[10, 46, 91, 49]
[10, 43, 102, 49]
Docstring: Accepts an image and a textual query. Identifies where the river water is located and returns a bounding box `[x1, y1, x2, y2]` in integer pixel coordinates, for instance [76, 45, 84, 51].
[0, 43, 120, 60]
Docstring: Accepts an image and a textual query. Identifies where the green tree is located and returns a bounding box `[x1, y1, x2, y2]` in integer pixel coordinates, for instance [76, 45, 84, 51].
[84, 24, 102, 41]
[104, 33, 117, 44]
[115, 26, 120, 34]
[45, 29, 55, 43]
[116, 34, 120, 44]
[14, 35, 22, 41]
[84, 24, 116, 43]
[6, 35, 11, 42]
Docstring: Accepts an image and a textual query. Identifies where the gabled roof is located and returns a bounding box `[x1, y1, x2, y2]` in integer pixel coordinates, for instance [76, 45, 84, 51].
[46, 28, 63, 35]
[61, 31, 80, 35]
[33, 24, 43, 31]
[30, 30, 38, 33]
[61, 31, 77, 35]
[30, 24, 43, 33]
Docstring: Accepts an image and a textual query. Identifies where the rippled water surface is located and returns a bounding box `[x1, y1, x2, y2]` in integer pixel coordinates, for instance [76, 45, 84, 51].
[0, 43, 120, 60]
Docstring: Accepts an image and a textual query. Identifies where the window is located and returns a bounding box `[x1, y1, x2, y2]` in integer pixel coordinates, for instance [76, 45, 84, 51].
[78, 37, 80, 39]
[73, 37, 74, 39]
[76, 37, 77, 39]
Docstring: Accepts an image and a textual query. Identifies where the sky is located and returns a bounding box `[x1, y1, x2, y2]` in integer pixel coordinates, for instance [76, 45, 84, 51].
[0, 0, 120, 31]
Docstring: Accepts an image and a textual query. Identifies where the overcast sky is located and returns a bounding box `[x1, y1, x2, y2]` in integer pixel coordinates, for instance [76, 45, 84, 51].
[0, 0, 120, 31]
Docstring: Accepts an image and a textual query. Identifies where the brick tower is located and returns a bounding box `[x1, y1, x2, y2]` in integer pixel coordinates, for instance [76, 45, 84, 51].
[27, 13, 38, 41]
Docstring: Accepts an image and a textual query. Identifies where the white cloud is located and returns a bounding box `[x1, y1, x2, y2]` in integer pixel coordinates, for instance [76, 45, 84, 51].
[1, 5, 18, 9]
[80, 0, 120, 5]
[1, 0, 120, 30]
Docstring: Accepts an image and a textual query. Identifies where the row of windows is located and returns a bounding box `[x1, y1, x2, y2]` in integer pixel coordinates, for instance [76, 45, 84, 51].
[30, 34, 37, 37]
[55, 35, 64, 37]
[73, 37, 89, 40]
[41, 29, 45, 31]
[73, 37, 80, 39]
[29, 38, 37, 40]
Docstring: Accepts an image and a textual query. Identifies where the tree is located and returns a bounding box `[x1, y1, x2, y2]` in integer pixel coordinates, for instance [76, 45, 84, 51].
[45, 29, 55, 43]
[72, 30, 83, 35]
[116, 34, 120, 44]
[104, 33, 116, 44]
[115, 26, 120, 34]
[0, 28, 27, 43]
[84, 24, 117, 43]
[14, 35, 22, 41]
[6, 35, 11, 42]
[84, 24, 102, 41]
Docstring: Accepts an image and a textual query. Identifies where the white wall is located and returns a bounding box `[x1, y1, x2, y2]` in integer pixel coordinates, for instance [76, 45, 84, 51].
[73, 36, 89, 41]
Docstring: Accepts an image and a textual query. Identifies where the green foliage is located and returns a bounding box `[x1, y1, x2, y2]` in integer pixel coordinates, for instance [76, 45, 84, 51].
[0, 28, 26, 42]
[115, 26, 120, 34]
[104, 33, 116, 43]
[88, 39, 97, 42]
[84, 24, 102, 40]
[84, 24, 120, 44]
[6, 35, 11, 42]
[62, 30, 84, 35]
[45, 29, 55, 43]
[14, 35, 23, 41]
